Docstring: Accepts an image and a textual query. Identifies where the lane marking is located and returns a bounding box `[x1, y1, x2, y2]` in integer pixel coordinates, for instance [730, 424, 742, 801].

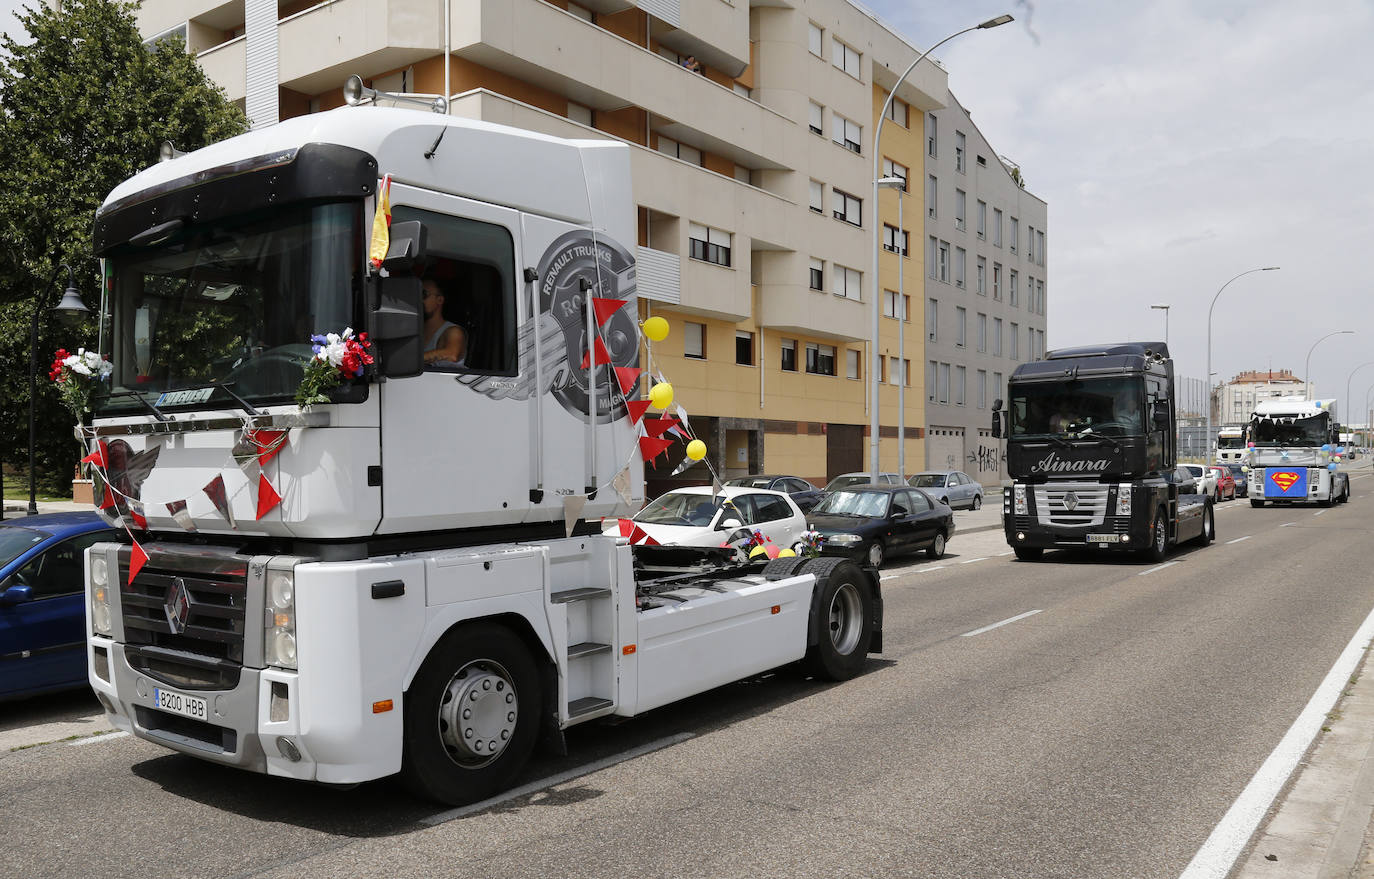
[961, 609, 1042, 638]
[1280, 523, 1298, 528]
[1226, 536, 1253, 545]
[880, 573, 897, 581]
[1178, 602, 1374, 879]
[996, 550, 1015, 556]
[421, 732, 696, 826]
[1314, 510, 1326, 516]
[918, 566, 948, 574]
[959, 557, 989, 565]
[68, 731, 129, 746]
[1139, 561, 1180, 576]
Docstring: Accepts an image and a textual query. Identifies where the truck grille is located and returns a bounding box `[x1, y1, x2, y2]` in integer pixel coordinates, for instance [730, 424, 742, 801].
[1034, 484, 1109, 527]
[121, 565, 247, 690]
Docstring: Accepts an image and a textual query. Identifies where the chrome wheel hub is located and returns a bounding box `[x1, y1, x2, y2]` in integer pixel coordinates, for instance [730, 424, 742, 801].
[438, 659, 518, 768]
[828, 582, 862, 655]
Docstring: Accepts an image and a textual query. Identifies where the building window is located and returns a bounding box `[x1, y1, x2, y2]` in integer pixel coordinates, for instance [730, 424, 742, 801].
[954, 189, 966, 230]
[1010, 322, 1019, 359]
[809, 100, 823, 136]
[955, 131, 966, 172]
[657, 135, 701, 165]
[781, 338, 797, 371]
[832, 265, 862, 299]
[938, 241, 950, 283]
[992, 262, 1002, 300]
[809, 179, 824, 213]
[956, 306, 967, 348]
[977, 200, 986, 239]
[831, 113, 862, 153]
[925, 113, 937, 157]
[884, 98, 908, 127]
[993, 317, 1003, 356]
[832, 38, 861, 78]
[846, 349, 861, 380]
[1027, 224, 1036, 262]
[566, 2, 593, 20]
[994, 371, 1003, 404]
[976, 257, 987, 295]
[831, 188, 862, 226]
[927, 360, 937, 401]
[1009, 270, 1019, 307]
[928, 237, 939, 279]
[978, 369, 987, 408]
[806, 342, 836, 376]
[993, 208, 1003, 247]
[735, 330, 754, 365]
[955, 365, 966, 405]
[685, 321, 706, 359]
[732, 82, 752, 99]
[926, 298, 938, 342]
[926, 174, 937, 218]
[882, 224, 908, 255]
[955, 247, 966, 288]
[882, 290, 908, 320]
[1037, 230, 1046, 266]
[1009, 217, 1019, 254]
[1037, 279, 1045, 314]
[688, 222, 732, 267]
[977, 313, 987, 353]
[808, 22, 823, 58]
[881, 157, 908, 190]
[938, 362, 951, 404]
[568, 101, 593, 126]
[809, 257, 824, 291]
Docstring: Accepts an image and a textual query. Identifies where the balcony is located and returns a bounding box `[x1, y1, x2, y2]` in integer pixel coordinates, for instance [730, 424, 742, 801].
[277, 0, 443, 96]
[197, 35, 247, 102]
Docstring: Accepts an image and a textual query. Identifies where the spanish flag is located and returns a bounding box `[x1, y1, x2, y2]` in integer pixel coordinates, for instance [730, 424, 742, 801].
[368, 173, 392, 268]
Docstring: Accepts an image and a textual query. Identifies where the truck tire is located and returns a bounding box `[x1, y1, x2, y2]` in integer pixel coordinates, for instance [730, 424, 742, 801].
[401, 622, 542, 806]
[799, 558, 873, 681]
[1251, 499, 1264, 508]
[1013, 547, 1043, 561]
[1339, 482, 1350, 503]
[761, 556, 810, 580]
[1193, 504, 1215, 546]
[1144, 507, 1168, 562]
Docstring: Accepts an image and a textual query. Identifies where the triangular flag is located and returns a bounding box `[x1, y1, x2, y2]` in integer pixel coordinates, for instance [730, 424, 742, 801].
[256, 474, 282, 520]
[613, 466, 634, 508]
[639, 436, 674, 463]
[625, 399, 652, 425]
[202, 474, 236, 530]
[591, 297, 627, 326]
[628, 524, 660, 546]
[254, 430, 288, 467]
[368, 173, 393, 268]
[97, 484, 116, 510]
[644, 417, 680, 438]
[670, 455, 699, 476]
[562, 494, 587, 538]
[127, 537, 148, 587]
[579, 336, 612, 369]
[129, 501, 147, 531]
[166, 499, 197, 533]
[617, 517, 634, 537]
[614, 367, 642, 397]
[81, 439, 108, 468]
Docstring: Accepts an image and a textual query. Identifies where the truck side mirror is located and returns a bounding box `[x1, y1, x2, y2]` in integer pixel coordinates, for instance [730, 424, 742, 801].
[990, 398, 1003, 439]
[368, 273, 424, 379]
[1152, 402, 1170, 429]
[381, 220, 427, 272]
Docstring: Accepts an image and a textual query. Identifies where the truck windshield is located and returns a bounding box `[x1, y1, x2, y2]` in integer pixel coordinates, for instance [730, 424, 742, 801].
[96, 201, 362, 413]
[1217, 433, 1246, 449]
[1249, 415, 1329, 446]
[1008, 377, 1146, 438]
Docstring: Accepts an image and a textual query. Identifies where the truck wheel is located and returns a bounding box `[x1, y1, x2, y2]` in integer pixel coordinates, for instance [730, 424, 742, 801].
[1318, 496, 1333, 508]
[926, 531, 947, 559]
[1013, 547, 1043, 561]
[401, 623, 541, 806]
[1194, 504, 1215, 546]
[1340, 483, 1350, 504]
[762, 556, 810, 580]
[1145, 508, 1168, 562]
[1250, 499, 1264, 508]
[799, 558, 873, 681]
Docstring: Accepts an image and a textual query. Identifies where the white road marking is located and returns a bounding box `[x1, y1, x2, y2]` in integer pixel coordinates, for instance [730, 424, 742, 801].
[1139, 561, 1179, 576]
[880, 573, 898, 581]
[918, 566, 948, 574]
[961, 609, 1042, 638]
[1314, 510, 1326, 516]
[68, 731, 129, 746]
[421, 732, 696, 825]
[1226, 536, 1252, 545]
[1178, 602, 1374, 879]
[1280, 522, 1298, 527]
[996, 550, 1015, 556]
[959, 557, 989, 565]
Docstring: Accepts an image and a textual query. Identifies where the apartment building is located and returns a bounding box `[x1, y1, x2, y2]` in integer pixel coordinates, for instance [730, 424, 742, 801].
[921, 92, 1046, 487]
[1217, 369, 1308, 424]
[135, 0, 1035, 493]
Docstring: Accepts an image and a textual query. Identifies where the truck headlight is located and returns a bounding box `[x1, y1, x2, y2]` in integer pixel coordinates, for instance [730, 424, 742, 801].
[1013, 485, 1027, 515]
[264, 569, 297, 669]
[828, 533, 861, 546]
[89, 555, 112, 635]
[1116, 484, 1132, 516]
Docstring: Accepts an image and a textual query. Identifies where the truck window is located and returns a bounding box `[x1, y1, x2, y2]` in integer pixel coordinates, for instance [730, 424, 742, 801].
[393, 206, 517, 376]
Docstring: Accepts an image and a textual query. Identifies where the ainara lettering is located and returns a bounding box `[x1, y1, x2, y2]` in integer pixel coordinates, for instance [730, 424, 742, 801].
[1029, 451, 1111, 474]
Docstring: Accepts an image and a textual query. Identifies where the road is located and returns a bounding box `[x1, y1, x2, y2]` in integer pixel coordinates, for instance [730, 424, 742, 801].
[3, 473, 1373, 879]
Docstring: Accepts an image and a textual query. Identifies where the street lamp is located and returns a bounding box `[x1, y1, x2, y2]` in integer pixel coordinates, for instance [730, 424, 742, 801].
[1205, 266, 1279, 464]
[877, 175, 907, 475]
[1304, 330, 1355, 401]
[1344, 361, 1374, 431]
[869, 13, 1013, 482]
[29, 265, 90, 516]
[1149, 304, 1170, 345]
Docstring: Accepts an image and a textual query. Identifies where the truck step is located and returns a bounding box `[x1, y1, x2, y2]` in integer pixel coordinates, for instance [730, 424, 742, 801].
[567, 697, 614, 719]
[550, 587, 612, 604]
[567, 641, 611, 659]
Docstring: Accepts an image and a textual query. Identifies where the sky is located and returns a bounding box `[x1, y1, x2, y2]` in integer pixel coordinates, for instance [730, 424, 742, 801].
[865, 0, 1374, 422]
[4, 1, 1374, 420]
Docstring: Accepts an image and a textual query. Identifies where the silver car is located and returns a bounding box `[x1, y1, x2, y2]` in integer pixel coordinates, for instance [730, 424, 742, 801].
[907, 470, 985, 510]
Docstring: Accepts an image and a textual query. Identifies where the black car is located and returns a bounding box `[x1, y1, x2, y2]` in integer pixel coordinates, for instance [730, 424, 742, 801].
[1227, 464, 1248, 498]
[723, 474, 824, 512]
[807, 484, 955, 568]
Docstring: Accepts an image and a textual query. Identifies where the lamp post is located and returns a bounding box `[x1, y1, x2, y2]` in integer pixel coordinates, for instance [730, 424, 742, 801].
[869, 13, 1013, 482]
[1304, 330, 1355, 401]
[1205, 266, 1279, 465]
[29, 265, 90, 516]
[1344, 361, 1374, 432]
[1149, 304, 1170, 345]
[878, 175, 906, 475]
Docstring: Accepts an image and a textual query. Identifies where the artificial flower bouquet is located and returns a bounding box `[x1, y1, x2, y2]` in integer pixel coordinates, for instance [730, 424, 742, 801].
[295, 328, 374, 408]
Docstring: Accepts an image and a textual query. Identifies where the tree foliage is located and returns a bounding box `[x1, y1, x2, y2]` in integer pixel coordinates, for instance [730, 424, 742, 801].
[0, 0, 246, 492]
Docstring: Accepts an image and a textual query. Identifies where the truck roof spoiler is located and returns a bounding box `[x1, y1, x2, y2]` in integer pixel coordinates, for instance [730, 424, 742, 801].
[1045, 342, 1170, 361]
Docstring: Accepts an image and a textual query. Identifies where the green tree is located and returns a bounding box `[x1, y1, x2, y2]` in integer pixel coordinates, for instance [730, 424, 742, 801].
[0, 0, 246, 494]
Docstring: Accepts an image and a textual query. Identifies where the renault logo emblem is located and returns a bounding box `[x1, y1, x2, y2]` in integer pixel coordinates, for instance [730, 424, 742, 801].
[1063, 491, 1080, 511]
[164, 576, 191, 635]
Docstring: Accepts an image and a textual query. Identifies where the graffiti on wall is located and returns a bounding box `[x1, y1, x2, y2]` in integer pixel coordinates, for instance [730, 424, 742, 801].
[967, 444, 1007, 474]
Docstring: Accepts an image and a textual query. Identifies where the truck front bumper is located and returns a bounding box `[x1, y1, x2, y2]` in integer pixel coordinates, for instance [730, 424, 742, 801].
[1003, 515, 1148, 551]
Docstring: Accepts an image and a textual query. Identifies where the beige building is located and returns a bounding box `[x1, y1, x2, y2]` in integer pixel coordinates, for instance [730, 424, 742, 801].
[1217, 369, 1307, 424]
[135, 0, 1041, 493]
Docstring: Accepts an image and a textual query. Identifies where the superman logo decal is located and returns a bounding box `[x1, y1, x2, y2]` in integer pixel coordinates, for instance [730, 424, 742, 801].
[1268, 471, 1300, 492]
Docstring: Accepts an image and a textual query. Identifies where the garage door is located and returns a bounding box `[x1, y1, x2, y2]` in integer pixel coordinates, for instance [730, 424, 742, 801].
[926, 426, 965, 472]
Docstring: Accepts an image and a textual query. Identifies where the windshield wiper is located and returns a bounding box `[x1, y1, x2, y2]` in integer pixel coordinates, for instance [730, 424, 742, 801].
[1075, 435, 1122, 454]
[103, 389, 168, 422]
[209, 381, 261, 417]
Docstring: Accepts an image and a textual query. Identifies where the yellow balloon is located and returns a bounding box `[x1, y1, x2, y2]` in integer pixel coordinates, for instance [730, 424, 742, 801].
[749, 545, 769, 559]
[642, 316, 669, 342]
[649, 382, 674, 409]
[777, 548, 797, 558]
[686, 439, 707, 460]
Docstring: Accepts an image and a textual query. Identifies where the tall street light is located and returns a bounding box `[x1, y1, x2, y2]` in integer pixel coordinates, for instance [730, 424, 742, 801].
[869, 12, 1013, 482]
[878, 175, 907, 474]
[1205, 266, 1279, 464]
[1150, 304, 1170, 344]
[1344, 360, 1374, 431]
[29, 265, 89, 515]
[1304, 329, 1355, 401]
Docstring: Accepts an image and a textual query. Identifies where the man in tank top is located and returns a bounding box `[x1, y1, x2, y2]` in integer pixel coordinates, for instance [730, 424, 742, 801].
[421, 277, 466, 368]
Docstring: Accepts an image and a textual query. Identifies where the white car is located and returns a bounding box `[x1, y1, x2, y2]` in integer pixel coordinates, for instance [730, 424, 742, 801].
[603, 486, 808, 550]
[1181, 464, 1219, 501]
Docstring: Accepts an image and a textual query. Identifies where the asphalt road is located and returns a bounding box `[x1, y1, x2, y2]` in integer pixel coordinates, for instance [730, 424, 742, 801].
[4, 473, 1373, 879]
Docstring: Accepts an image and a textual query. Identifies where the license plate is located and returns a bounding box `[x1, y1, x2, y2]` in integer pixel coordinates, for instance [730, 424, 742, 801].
[1086, 534, 1122, 544]
[152, 687, 208, 721]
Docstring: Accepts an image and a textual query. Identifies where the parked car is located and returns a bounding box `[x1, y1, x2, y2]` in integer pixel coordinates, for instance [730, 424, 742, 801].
[723, 474, 824, 512]
[823, 471, 906, 493]
[907, 470, 984, 510]
[1227, 464, 1249, 498]
[806, 484, 954, 568]
[1209, 465, 1236, 501]
[1181, 464, 1219, 502]
[604, 486, 807, 550]
[1, 512, 119, 701]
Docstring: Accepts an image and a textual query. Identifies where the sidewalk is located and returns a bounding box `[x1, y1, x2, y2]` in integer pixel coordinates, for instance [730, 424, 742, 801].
[1, 499, 92, 517]
[952, 495, 1003, 535]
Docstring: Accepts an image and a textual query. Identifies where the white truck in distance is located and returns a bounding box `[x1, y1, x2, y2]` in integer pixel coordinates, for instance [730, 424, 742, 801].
[83, 105, 882, 805]
[1215, 424, 1248, 466]
[1246, 397, 1351, 507]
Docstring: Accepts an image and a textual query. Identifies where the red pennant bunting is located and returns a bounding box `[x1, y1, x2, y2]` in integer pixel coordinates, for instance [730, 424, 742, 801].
[643, 417, 680, 438]
[81, 439, 108, 468]
[579, 336, 612, 369]
[639, 435, 674, 463]
[202, 474, 236, 529]
[617, 517, 634, 537]
[131, 508, 148, 530]
[625, 399, 652, 425]
[629, 525, 660, 546]
[614, 367, 642, 396]
[256, 474, 282, 520]
[591, 297, 627, 326]
[253, 430, 288, 467]
[97, 484, 116, 510]
[127, 537, 148, 586]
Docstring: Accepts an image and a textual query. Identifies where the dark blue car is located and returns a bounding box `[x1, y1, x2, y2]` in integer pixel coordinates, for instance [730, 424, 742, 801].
[0, 512, 118, 701]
